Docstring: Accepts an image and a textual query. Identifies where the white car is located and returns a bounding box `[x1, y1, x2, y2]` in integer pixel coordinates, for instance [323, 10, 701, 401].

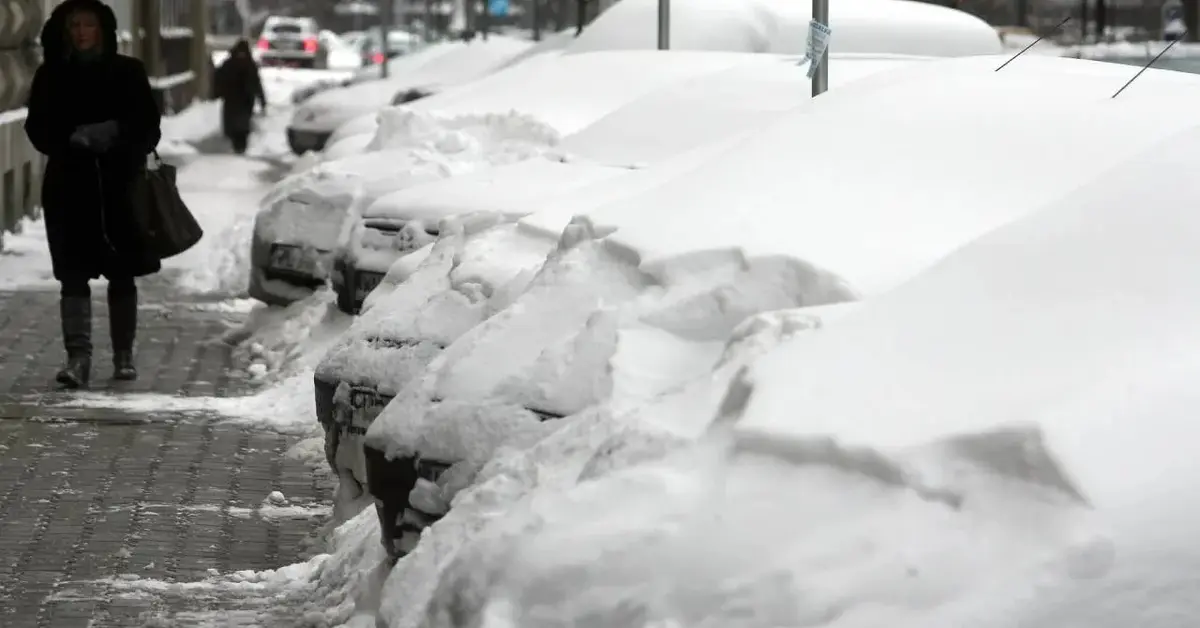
[337, 54, 1200, 563]
[421, 122, 1200, 627]
[257, 16, 328, 69]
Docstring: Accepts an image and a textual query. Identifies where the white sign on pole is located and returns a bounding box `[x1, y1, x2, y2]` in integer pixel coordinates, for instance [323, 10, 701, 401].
[806, 19, 832, 79]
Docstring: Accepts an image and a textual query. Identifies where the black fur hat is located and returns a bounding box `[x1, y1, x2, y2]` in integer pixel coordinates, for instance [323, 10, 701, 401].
[40, 0, 120, 62]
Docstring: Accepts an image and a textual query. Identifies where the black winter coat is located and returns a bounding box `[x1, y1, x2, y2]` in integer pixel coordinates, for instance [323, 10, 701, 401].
[24, 0, 163, 282]
[215, 48, 266, 139]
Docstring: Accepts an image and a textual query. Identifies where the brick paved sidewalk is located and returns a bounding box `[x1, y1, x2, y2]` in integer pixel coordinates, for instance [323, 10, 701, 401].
[0, 279, 333, 628]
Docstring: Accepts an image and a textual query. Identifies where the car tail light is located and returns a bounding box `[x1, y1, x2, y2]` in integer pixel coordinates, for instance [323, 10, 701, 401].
[372, 52, 385, 64]
[256, 38, 268, 50]
[303, 38, 318, 53]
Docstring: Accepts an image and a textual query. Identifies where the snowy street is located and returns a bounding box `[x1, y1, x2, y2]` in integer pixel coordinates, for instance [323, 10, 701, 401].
[5, 0, 1200, 625]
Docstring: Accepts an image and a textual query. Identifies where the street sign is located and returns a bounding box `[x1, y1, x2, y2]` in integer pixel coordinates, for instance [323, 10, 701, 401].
[806, 19, 831, 80]
[488, 0, 509, 17]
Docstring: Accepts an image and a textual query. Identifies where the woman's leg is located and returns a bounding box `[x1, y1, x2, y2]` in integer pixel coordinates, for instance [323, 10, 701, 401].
[108, 276, 138, 380]
[231, 132, 249, 155]
[57, 279, 92, 388]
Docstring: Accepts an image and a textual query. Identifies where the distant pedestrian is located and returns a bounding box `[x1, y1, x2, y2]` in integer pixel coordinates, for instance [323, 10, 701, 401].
[23, 0, 163, 389]
[214, 40, 267, 155]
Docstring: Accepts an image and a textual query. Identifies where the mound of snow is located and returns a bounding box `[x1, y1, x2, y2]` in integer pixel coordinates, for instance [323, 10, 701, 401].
[469, 108, 1200, 628]
[169, 155, 279, 296]
[372, 302, 854, 628]
[569, 0, 1001, 56]
[596, 54, 1200, 296]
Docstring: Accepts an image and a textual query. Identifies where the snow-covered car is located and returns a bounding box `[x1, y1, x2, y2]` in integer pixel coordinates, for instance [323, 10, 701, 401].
[312, 50, 929, 441]
[285, 36, 533, 155]
[317, 30, 578, 157]
[323, 0, 1004, 157]
[328, 50, 918, 314]
[257, 16, 329, 69]
[322, 0, 1005, 313]
[414, 121, 1200, 627]
[334, 54, 1200, 560]
[253, 49, 820, 309]
[359, 29, 422, 66]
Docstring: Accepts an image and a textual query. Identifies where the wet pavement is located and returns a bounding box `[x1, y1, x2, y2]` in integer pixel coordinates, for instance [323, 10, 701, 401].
[0, 280, 333, 627]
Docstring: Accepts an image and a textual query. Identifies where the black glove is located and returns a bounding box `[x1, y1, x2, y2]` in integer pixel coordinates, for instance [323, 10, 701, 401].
[70, 120, 120, 153]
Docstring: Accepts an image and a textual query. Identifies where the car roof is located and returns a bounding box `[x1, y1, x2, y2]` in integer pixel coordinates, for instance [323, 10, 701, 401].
[265, 15, 316, 26]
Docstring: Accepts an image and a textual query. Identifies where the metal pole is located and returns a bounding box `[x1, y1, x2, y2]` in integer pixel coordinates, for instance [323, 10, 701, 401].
[379, 0, 392, 77]
[532, 0, 541, 40]
[812, 0, 828, 97]
[145, 0, 163, 78]
[657, 0, 668, 49]
[130, 0, 145, 60]
[190, 0, 210, 100]
[425, 0, 433, 41]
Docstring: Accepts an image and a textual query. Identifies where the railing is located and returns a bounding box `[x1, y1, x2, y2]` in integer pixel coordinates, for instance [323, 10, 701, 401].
[0, 109, 42, 240]
[0, 0, 42, 237]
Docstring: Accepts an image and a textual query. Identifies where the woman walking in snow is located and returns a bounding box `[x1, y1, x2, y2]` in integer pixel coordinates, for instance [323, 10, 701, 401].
[214, 40, 267, 155]
[24, 0, 163, 389]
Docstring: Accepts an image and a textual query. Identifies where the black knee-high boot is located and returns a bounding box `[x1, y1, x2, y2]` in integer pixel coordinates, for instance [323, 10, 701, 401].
[108, 284, 138, 381]
[57, 296, 92, 389]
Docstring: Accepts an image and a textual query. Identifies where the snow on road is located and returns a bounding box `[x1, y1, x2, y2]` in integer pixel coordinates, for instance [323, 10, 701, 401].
[0, 217, 55, 289]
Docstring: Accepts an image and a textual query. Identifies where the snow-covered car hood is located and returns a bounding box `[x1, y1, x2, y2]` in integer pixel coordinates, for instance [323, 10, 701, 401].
[358, 158, 625, 223]
[260, 110, 563, 259]
[316, 214, 560, 390]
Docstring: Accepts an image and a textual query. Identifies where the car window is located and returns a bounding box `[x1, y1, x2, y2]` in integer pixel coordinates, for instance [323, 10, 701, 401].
[269, 24, 304, 34]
